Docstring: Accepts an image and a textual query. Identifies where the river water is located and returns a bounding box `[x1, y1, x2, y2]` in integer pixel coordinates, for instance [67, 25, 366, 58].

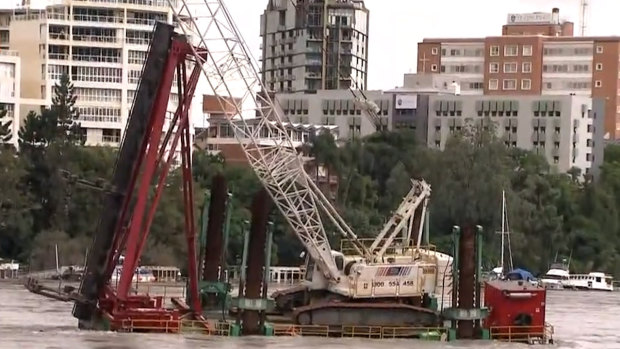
[1, 283, 618, 349]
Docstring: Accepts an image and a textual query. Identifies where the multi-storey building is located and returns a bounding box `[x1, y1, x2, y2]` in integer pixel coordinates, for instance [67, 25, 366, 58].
[0, 50, 21, 147]
[417, 7, 620, 140]
[6, 0, 188, 146]
[386, 73, 463, 143]
[422, 94, 604, 177]
[260, 0, 369, 93]
[275, 89, 390, 139]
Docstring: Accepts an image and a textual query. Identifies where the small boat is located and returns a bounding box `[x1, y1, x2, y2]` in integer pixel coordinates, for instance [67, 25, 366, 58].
[539, 260, 570, 290]
[566, 272, 614, 292]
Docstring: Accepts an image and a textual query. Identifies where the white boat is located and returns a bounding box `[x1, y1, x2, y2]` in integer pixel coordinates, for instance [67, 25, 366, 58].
[566, 272, 614, 292]
[539, 261, 570, 290]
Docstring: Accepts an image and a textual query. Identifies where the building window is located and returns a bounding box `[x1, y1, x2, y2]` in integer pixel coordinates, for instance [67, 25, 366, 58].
[522, 62, 532, 73]
[431, 64, 438, 72]
[522, 45, 533, 56]
[595, 80, 602, 88]
[503, 79, 517, 90]
[489, 62, 499, 73]
[431, 47, 438, 55]
[521, 79, 531, 90]
[490, 45, 500, 56]
[596, 63, 603, 71]
[503, 62, 518, 73]
[596, 45, 604, 54]
[504, 45, 518, 56]
[489, 79, 499, 90]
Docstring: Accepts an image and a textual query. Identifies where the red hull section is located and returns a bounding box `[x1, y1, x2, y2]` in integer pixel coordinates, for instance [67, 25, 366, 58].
[484, 280, 546, 337]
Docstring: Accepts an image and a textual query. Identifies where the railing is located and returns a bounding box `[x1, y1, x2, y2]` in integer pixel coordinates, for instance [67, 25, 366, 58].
[72, 0, 175, 7]
[48, 53, 69, 60]
[0, 50, 19, 57]
[126, 37, 151, 45]
[73, 35, 119, 44]
[127, 18, 160, 26]
[73, 14, 124, 23]
[117, 319, 229, 335]
[102, 135, 121, 143]
[72, 54, 121, 63]
[79, 115, 120, 123]
[340, 237, 438, 257]
[489, 323, 554, 344]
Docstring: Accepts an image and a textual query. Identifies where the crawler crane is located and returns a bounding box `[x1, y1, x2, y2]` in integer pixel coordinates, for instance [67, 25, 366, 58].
[166, 0, 451, 327]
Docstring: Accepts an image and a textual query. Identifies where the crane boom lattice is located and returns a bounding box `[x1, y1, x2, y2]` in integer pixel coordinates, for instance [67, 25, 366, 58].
[168, 0, 370, 281]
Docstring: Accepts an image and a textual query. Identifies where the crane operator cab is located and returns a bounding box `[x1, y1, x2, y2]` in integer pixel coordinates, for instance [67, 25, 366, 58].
[300, 250, 346, 291]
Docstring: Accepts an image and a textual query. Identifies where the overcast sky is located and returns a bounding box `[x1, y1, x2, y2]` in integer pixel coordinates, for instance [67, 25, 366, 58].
[224, 0, 620, 90]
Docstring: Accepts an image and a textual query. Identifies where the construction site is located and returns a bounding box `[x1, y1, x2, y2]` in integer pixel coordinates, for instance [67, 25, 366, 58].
[21, 0, 555, 345]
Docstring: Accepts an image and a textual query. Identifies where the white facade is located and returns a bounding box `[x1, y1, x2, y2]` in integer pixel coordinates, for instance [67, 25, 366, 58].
[7, 0, 199, 147]
[426, 94, 605, 176]
[275, 89, 390, 140]
[542, 41, 593, 96]
[0, 50, 20, 148]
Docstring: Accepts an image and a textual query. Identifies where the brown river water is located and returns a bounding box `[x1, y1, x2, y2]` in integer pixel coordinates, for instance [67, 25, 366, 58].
[0, 283, 618, 349]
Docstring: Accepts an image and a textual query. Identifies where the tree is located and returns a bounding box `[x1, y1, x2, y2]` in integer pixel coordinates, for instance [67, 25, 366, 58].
[0, 149, 34, 260]
[51, 73, 82, 145]
[0, 107, 11, 144]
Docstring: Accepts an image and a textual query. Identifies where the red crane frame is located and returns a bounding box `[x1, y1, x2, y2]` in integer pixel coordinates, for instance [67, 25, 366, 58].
[94, 38, 206, 331]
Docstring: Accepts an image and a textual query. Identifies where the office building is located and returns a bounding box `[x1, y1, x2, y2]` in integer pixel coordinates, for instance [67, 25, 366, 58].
[423, 94, 604, 177]
[260, 0, 369, 93]
[417, 7, 620, 139]
[6, 0, 190, 146]
[386, 73, 463, 143]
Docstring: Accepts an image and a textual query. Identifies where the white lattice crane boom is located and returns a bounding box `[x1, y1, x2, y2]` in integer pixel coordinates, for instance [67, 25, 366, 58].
[369, 179, 431, 258]
[167, 0, 371, 284]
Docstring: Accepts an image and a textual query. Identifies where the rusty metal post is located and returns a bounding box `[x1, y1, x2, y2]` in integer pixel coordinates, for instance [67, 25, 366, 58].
[203, 174, 228, 307]
[457, 225, 475, 339]
[241, 189, 272, 335]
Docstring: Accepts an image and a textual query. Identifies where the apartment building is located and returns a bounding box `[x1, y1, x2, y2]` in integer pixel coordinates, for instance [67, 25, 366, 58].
[417, 7, 620, 140]
[423, 94, 604, 177]
[0, 50, 21, 147]
[6, 0, 187, 146]
[260, 0, 369, 93]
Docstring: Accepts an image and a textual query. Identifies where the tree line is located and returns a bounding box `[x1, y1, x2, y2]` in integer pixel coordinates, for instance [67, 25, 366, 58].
[2, 74, 620, 277]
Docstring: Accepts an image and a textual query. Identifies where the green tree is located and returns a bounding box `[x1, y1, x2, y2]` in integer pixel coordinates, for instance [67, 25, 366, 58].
[52, 73, 83, 144]
[0, 107, 11, 144]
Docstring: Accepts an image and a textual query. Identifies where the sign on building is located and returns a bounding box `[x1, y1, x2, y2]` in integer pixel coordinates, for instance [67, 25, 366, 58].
[395, 95, 417, 110]
[506, 13, 553, 24]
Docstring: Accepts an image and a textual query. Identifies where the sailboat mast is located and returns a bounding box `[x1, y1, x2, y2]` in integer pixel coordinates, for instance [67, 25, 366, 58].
[501, 190, 505, 273]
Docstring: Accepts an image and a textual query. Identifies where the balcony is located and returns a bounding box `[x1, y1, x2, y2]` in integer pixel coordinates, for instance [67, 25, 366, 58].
[72, 54, 121, 64]
[72, 14, 124, 25]
[125, 37, 151, 46]
[71, 0, 177, 8]
[48, 52, 69, 61]
[72, 34, 120, 45]
[0, 50, 18, 57]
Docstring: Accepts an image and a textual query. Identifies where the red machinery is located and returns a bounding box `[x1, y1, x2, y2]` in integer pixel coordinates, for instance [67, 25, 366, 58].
[484, 280, 547, 340]
[72, 23, 207, 332]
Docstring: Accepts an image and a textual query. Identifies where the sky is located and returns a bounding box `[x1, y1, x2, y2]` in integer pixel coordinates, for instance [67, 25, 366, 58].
[223, 0, 620, 90]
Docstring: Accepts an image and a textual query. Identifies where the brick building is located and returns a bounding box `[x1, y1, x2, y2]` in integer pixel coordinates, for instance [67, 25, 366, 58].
[417, 7, 620, 139]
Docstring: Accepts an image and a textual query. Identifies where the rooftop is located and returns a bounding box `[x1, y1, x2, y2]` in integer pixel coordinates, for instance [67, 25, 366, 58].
[422, 35, 620, 43]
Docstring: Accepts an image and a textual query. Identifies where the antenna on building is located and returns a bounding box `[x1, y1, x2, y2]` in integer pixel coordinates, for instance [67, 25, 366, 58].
[579, 0, 589, 36]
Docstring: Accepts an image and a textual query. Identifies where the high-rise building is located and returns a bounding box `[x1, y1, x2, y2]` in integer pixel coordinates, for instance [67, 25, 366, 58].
[417, 7, 620, 140]
[259, 0, 369, 93]
[5, 0, 190, 146]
